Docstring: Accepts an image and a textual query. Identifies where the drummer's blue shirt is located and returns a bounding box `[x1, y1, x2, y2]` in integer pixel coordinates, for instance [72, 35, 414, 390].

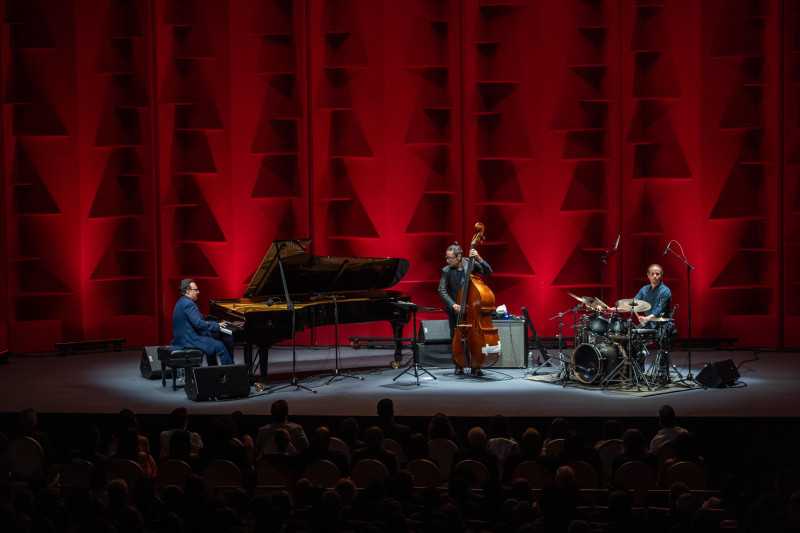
[634, 282, 672, 328]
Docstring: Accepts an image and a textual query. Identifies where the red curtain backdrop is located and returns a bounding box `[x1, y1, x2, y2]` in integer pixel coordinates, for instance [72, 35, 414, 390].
[0, 0, 795, 353]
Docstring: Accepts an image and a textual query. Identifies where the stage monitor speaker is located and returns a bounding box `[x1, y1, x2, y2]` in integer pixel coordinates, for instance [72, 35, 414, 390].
[419, 320, 450, 345]
[185, 364, 251, 401]
[141, 346, 171, 380]
[494, 317, 526, 368]
[418, 343, 452, 367]
[696, 359, 740, 388]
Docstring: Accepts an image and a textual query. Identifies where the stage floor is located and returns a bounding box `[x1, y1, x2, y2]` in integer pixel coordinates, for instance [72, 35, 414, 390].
[0, 343, 797, 419]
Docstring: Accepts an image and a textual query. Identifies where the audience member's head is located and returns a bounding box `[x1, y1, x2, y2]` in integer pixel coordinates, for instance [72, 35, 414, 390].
[555, 465, 576, 488]
[427, 413, 456, 440]
[18, 408, 37, 433]
[600, 419, 624, 441]
[270, 400, 290, 423]
[313, 426, 331, 449]
[406, 433, 429, 461]
[467, 427, 487, 449]
[519, 427, 542, 455]
[659, 404, 678, 428]
[622, 428, 647, 455]
[364, 426, 384, 450]
[169, 407, 189, 430]
[168, 429, 191, 461]
[376, 398, 394, 421]
[547, 417, 570, 440]
[489, 414, 513, 439]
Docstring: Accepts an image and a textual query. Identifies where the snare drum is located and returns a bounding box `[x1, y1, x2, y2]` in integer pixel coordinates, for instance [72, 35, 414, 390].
[631, 328, 658, 344]
[572, 342, 626, 384]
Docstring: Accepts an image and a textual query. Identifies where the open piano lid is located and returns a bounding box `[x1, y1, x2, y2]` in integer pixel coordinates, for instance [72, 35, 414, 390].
[243, 239, 410, 298]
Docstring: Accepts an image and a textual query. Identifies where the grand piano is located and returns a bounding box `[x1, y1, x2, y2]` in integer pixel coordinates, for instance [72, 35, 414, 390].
[209, 239, 411, 382]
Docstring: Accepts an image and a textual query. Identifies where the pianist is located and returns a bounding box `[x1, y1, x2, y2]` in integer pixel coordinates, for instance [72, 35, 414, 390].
[171, 279, 234, 365]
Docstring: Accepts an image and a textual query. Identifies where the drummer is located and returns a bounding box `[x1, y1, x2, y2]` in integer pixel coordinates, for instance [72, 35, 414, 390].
[609, 264, 672, 329]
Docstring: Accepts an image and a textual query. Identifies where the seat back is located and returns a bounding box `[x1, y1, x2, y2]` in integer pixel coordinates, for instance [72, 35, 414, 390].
[405, 459, 442, 488]
[301, 459, 342, 489]
[350, 459, 390, 489]
[427, 438, 458, 479]
[328, 437, 351, 466]
[612, 460, 657, 506]
[256, 460, 294, 489]
[510, 460, 553, 489]
[155, 459, 194, 488]
[544, 438, 565, 458]
[450, 459, 489, 490]
[665, 461, 707, 490]
[656, 439, 677, 467]
[7, 437, 45, 479]
[596, 439, 623, 482]
[107, 459, 145, 488]
[60, 459, 95, 490]
[202, 459, 243, 497]
[567, 460, 599, 489]
[381, 438, 405, 468]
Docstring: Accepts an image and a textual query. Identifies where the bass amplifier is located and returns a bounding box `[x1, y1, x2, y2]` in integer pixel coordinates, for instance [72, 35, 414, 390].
[417, 317, 526, 368]
[494, 316, 526, 368]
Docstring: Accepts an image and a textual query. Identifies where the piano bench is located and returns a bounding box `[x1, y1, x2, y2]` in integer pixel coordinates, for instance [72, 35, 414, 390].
[157, 347, 205, 391]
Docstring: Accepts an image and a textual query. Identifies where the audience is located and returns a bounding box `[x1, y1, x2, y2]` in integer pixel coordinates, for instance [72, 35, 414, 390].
[255, 399, 309, 456]
[0, 398, 793, 533]
[650, 404, 687, 456]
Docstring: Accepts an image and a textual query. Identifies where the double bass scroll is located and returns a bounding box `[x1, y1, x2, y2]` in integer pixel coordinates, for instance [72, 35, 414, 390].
[452, 222, 501, 370]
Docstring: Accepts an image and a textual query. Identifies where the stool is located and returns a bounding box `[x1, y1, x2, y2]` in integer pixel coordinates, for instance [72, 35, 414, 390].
[157, 347, 204, 391]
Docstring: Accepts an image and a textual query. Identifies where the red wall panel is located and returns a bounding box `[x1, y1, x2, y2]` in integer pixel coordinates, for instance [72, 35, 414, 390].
[0, 0, 797, 353]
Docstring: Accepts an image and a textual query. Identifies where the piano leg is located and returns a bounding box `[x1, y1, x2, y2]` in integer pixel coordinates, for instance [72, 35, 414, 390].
[391, 320, 405, 362]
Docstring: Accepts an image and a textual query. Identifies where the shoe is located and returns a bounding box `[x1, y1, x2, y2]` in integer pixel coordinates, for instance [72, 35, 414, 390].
[454, 367, 464, 375]
[472, 368, 484, 377]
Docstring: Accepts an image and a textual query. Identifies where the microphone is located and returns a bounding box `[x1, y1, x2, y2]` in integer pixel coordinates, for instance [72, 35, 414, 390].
[663, 242, 671, 257]
[614, 234, 620, 252]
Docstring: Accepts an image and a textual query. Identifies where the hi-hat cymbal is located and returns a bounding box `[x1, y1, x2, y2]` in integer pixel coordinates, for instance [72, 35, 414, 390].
[567, 292, 604, 310]
[649, 317, 672, 322]
[615, 298, 652, 313]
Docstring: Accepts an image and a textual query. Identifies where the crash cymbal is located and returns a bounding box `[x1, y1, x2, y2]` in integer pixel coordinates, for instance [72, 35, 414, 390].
[649, 317, 672, 322]
[567, 292, 604, 310]
[615, 298, 652, 313]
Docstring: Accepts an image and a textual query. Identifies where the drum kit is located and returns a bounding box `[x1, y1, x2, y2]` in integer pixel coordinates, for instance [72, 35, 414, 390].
[556, 293, 677, 390]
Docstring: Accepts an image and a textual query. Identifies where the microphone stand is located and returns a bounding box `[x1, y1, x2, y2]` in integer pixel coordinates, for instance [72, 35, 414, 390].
[270, 243, 317, 394]
[665, 246, 701, 388]
[598, 235, 620, 304]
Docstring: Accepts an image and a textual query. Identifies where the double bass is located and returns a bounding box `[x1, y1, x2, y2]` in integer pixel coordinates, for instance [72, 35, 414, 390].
[452, 222, 501, 370]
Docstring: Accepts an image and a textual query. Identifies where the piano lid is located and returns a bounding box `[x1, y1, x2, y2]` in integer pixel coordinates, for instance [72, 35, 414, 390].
[243, 239, 410, 298]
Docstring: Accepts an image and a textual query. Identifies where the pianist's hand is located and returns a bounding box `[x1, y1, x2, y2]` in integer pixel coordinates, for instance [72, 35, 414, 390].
[219, 321, 228, 328]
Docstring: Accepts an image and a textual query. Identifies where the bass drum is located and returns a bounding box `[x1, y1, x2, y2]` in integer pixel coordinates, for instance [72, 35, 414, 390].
[572, 342, 626, 384]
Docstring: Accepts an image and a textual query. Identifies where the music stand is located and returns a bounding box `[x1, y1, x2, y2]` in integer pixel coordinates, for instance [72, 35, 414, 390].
[269, 243, 317, 394]
[319, 295, 364, 385]
[392, 301, 439, 386]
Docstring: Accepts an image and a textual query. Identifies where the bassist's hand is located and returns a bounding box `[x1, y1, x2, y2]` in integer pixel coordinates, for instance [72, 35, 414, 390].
[468, 248, 483, 263]
[453, 304, 461, 313]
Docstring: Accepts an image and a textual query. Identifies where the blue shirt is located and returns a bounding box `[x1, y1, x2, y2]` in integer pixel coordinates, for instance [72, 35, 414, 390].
[634, 282, 671, 328]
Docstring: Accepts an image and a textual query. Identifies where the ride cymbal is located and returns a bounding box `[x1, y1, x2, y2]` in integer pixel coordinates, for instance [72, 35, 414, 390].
[614, 298, 652, 313]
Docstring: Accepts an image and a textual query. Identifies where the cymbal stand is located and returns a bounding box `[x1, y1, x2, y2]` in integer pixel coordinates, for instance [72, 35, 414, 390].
[550, 305, 580, 386]
[393, 303, 436, 385]
[322, 295, 364, 385]
[269, 244, 317, 394]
